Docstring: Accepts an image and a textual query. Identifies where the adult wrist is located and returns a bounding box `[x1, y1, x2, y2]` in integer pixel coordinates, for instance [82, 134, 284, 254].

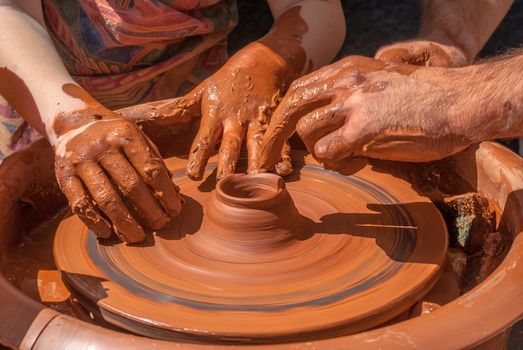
[450, 61, 523, 143]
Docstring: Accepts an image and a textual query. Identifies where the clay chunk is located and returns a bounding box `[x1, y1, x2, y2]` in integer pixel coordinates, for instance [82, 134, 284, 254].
[436, 193, 496, 254]
[463, 231, 511, 290]
[447, 247, 467, 281]
[480, 232, 511, 276]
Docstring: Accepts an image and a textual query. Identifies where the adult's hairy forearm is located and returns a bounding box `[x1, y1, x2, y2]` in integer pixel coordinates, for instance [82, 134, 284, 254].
[419, 0, 513, 62]
[457, 50, 523, 141]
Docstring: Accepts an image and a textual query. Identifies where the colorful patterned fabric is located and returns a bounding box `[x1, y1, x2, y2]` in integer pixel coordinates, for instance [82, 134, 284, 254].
[0, 99, 42, 159]
[0, 0, 237, 160]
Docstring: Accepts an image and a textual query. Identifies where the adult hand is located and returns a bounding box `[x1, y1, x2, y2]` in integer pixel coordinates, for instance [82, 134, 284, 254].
[259, 56, 473, 171]
[374, 40, 467, 67]
[375, 40, 467, 67]
[53, 90, 183, 243]
[173, 43, 294, 181]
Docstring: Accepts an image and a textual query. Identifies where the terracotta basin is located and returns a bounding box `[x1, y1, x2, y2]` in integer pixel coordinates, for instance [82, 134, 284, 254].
[0, 139, 522, 349]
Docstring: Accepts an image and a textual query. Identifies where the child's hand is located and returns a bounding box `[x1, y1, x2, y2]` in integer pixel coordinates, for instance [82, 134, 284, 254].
[52, 103, 182, 243]
[174, 43, 294, 181]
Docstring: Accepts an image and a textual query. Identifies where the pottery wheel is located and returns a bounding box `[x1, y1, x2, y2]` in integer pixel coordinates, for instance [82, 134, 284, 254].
[54, 153, 448, 343]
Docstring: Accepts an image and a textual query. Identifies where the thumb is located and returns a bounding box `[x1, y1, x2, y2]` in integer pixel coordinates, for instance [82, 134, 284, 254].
[375, 44, 412, 65]
[314, 123, 363, 163]
[117, 85, 203, 126]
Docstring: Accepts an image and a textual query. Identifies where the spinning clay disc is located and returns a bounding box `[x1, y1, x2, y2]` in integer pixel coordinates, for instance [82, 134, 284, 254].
[53, 153, 448, 343]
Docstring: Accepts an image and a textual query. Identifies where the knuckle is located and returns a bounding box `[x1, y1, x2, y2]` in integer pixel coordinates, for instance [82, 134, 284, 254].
[315, 138, 344, 160]
[289, 80, 300, 91]
[289, 78, 306, 93]
[115, 118, 137, 133]
[97, 193, 118, 209]
[121, 175, 140, 194]
[143, 161, 163, 181]
[341, 55, 357, 66]
[296, 119, 306, 135]
[191, 137, 212, 154]
[70, 198, 109, 234]
[70, 196, 90, 215]
[313, 142, 327, 158]
[76, 206, 101, 224]
[296, 115, 317, 136]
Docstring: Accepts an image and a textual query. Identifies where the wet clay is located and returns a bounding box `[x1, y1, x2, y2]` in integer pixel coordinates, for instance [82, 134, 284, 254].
[53, 153, 447, 343]
[179, 6, 309, 181]
[52, 83, 183, 243]
[375, 41, 453, 67]
[3, 141, 522, 349]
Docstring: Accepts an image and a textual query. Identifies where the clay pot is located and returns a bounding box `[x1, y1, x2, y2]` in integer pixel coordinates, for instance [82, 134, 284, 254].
[0, 140, 522, 349]
[201, 173, 304, 256]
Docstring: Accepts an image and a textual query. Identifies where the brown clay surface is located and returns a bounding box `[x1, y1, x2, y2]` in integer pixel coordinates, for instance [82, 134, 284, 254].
[53, 153, 447, 343]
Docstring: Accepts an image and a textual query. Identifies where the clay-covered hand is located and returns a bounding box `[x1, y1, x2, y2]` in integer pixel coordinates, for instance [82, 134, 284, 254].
[53, 100, 183, 243]
[375, 40, 467, 67]
[174, 43, 294, 181]
[260, 56, 473, 171]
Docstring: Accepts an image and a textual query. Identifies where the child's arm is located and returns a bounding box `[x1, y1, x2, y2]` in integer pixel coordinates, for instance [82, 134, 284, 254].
[0, 0, 86, 143]
[0, 1, 182, 243]
[264, 0, 346, 72]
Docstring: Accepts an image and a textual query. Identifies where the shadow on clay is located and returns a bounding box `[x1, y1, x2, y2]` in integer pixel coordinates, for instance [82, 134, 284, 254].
[156, 194, 203, 241]
[99, 230, 157, 248]
[367, 144, 480, 199]
[197, 168, 218, 192]
[498, 189, 523, 240]
[309, 201, 444, 265]
[62, 271, 109, 300]
[153, 198, 441, 266]
[285, 152, 368, 183]
[323, 156, 368, 177]
[97, 194, 204, 246]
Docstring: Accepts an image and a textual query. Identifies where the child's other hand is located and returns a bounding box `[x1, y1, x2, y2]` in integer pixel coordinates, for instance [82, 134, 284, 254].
[174, 43, 295, 181]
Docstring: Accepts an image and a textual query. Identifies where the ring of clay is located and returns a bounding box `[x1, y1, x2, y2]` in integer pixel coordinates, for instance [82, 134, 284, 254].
[53, 153, 447, 343]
